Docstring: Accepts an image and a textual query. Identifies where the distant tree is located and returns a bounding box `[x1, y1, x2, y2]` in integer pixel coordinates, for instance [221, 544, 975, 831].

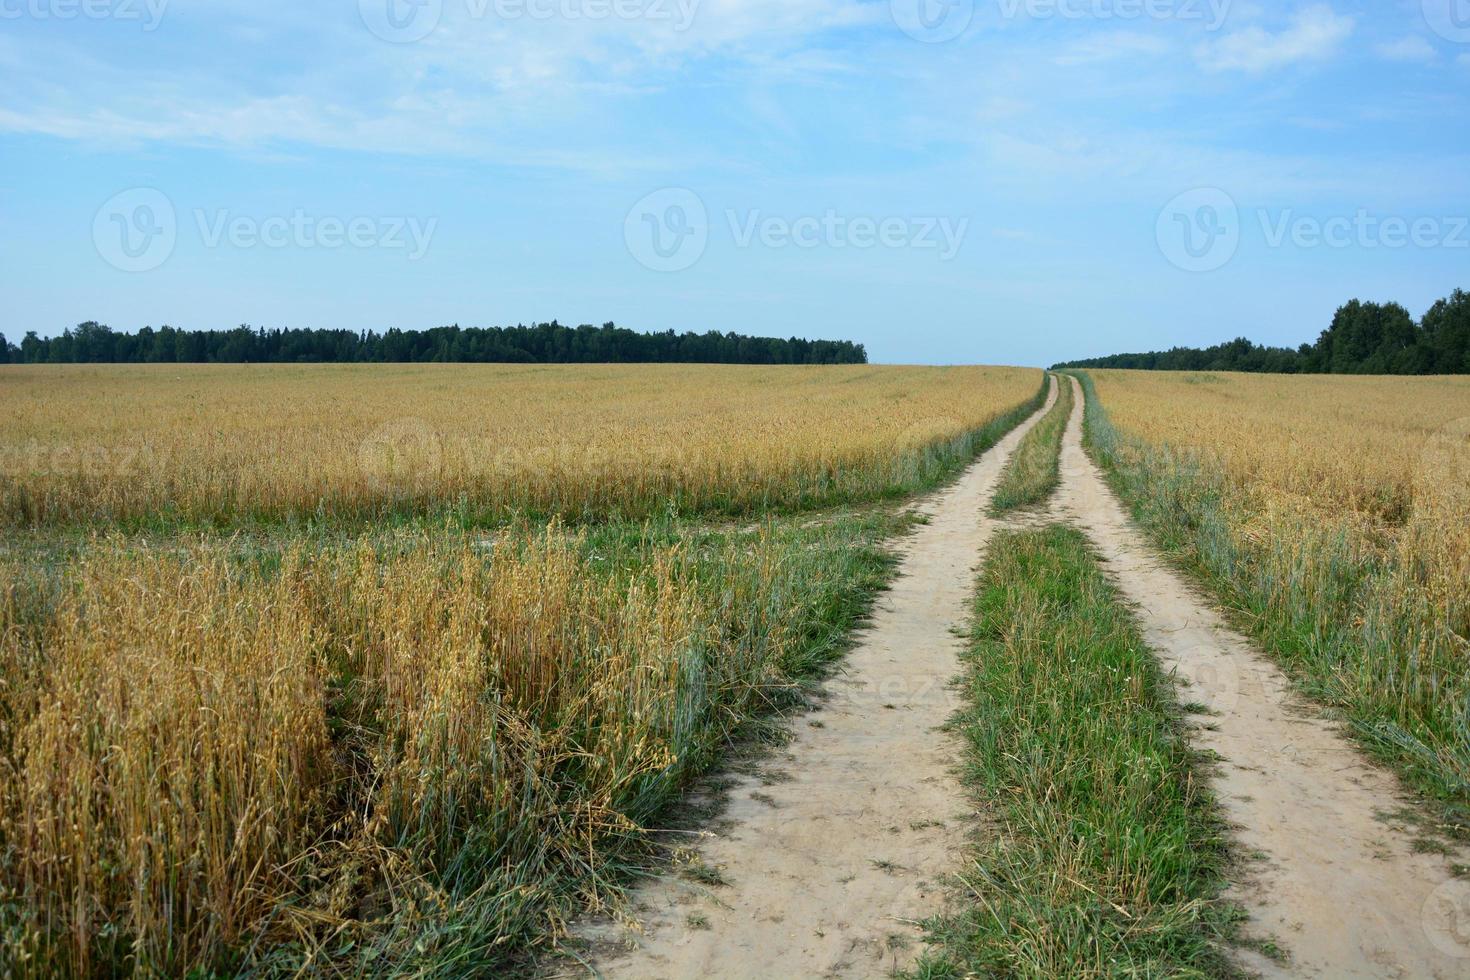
[7, 321, 868, 366]
[1421, 289, 1470, 374]
[1055, 289, 1468, 376]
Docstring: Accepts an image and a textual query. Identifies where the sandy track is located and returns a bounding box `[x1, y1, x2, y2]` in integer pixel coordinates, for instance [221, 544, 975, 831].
[571, 378, 1059, 980]
[1054, 375, 1469, 979]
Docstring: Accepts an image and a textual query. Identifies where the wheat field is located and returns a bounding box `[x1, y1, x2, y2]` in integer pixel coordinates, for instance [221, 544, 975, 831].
[0, 364, 1042, 976]
[1082, 370, 1470, 808]
[0, 364, 1040, 526]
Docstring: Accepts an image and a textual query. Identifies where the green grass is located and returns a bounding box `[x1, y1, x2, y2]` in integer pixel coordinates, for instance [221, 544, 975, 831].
[1065, 369, 1470, 830]
[990, 374, 1074, 515]
[910, 525, 1238, 979]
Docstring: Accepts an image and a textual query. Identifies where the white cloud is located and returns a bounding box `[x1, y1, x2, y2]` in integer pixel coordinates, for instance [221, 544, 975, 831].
[1195, 4, 1354, 74]
[0, 0, 875, 161]
[1374, 36, 1438, 64]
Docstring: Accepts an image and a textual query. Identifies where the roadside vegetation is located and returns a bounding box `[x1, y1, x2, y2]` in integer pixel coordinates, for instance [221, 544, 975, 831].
[0, 366, 1046, 976]
[911, 525, 1236, 978]
[0, 512, 909, 976]
[1071, 368, 1470, 826]
[989, 373, 1073, 515]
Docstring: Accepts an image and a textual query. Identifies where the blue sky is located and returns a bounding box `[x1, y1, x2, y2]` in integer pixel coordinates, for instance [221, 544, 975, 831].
[2, 0, 1468, 365]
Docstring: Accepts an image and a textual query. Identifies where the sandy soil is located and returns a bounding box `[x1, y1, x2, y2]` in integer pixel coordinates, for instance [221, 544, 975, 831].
[570, 378, 1060, 980]
[1054, 374, 1470, 979]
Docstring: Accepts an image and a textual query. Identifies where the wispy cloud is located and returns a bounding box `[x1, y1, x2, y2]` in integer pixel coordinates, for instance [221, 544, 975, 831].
[1195, 4, 1354, 74]
[1374, 35, 1438, 64]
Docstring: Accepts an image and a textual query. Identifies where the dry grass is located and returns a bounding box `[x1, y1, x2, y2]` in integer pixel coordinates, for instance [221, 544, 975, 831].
[0, 362, 1046, 975]
[1081, 370, 1470, 812]
[0, 517, 906, 975]
[0, 363, 1040, 526]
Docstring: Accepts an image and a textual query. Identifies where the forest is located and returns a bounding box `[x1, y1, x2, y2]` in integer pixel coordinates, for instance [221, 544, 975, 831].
[0, 320, 868, 366]
[1056, 289, 1470, 374]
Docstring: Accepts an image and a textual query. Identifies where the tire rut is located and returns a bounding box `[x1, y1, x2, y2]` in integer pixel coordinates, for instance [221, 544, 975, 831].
[567, 377, 1061, 980]
[1053, 374, 1470, 979]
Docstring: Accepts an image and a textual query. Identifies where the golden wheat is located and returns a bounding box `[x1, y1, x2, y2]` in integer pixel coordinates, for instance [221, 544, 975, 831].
[0, 363, 1044, 975]
[1084, 369, 1470, 805]
[0, 524, 862, 974]
[0, 363, 1039, 525]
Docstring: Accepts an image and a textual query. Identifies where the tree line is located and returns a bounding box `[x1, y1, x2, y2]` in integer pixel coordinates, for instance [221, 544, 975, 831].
[0, 321, 868, 366]
[1054, 289, 1470, 375]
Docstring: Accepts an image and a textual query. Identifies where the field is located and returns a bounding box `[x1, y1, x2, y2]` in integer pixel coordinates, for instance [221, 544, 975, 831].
[0, 364, 1043, 976]
[0, 364, 1039, 527]
[5, 363, 1469, 978]
[1079, 371, 1470, 811]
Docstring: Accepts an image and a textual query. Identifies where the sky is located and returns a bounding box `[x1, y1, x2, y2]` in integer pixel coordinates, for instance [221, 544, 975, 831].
[1, 0, 1468, 366]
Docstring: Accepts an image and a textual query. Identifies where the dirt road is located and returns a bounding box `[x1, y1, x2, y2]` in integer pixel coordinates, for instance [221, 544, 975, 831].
[1054, 374, 1469, 979]
[573, 378, 1060, 979]
[574, 374, 1469, 979]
